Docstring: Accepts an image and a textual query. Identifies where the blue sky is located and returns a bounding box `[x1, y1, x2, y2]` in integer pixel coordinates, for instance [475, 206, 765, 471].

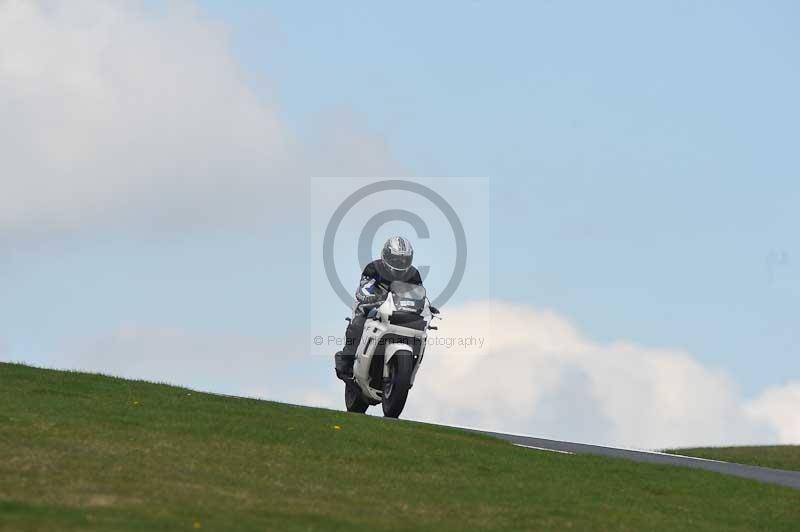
[201, 0, 800, 392]
[1, 1, 798, 447]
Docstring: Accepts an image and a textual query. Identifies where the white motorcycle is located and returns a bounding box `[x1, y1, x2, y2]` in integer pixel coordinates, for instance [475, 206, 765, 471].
[344, 281, 440, 418]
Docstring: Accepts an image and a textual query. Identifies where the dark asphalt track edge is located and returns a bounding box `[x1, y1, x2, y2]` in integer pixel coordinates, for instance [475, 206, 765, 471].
[467, 428, 800, 490]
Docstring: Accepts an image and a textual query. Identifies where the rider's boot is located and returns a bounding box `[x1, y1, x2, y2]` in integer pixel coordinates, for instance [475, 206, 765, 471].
[334, 350, 354, 380]
[335, 315, 365, 381]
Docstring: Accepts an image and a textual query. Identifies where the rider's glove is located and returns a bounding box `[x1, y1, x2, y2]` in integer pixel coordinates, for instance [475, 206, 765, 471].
[355, 276, 387, 306]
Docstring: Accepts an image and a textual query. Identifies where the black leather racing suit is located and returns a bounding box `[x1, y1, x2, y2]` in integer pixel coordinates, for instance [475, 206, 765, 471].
[336, 260, 423, 377]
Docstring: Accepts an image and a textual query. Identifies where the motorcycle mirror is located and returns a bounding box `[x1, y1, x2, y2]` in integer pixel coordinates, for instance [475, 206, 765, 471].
[430, 306, 440, 315]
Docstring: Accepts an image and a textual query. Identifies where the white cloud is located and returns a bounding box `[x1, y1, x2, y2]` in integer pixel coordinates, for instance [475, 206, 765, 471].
[45, 324, 296, 399]
[746, 382, 800, 444]
[0, 1, 401, 238]
[0, 1, 267, 232]
[394, 301, 795, 449]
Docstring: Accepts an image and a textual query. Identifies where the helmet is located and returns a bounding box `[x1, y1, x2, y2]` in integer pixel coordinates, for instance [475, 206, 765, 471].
[381, 236, 414, 276]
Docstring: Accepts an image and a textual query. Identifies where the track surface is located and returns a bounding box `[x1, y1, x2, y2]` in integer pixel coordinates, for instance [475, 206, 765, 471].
[468, 428, 800, 490]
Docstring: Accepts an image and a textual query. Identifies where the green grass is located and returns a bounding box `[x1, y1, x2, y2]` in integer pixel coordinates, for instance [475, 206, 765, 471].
[667, 446, 800, 472]
[1, 362, 799, 531]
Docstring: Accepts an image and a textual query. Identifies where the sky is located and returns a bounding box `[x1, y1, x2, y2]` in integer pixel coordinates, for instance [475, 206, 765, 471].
[1, 1, 799, 449]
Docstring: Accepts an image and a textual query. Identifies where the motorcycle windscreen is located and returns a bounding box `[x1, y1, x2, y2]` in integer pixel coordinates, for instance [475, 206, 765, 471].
[390, 281, 426, 313]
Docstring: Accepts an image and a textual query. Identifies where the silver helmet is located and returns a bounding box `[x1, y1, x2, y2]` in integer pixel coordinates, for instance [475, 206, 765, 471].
[381, 236, 414, 275]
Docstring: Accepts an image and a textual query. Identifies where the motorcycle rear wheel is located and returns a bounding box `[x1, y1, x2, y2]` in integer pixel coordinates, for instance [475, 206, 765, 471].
[344, 381, 369, 413]
[382, 354, 413, 418]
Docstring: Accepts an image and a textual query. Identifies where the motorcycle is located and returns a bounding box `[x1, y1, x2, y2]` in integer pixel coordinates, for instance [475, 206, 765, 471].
[343, 280, 440, 418]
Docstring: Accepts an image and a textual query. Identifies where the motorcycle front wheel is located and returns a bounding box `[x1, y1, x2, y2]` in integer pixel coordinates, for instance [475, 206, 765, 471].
[382, 354, 413, 418]
[344, 381, 369, 413]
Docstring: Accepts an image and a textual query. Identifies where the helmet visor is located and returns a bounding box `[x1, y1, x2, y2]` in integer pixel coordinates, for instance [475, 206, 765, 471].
[383, 251, 413, 273]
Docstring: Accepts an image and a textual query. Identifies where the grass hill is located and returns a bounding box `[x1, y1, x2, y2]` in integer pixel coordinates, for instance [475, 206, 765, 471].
[1, 362, 799, 531]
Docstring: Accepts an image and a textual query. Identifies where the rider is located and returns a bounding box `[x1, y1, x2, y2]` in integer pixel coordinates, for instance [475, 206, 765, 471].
[335, 236, 423, 380]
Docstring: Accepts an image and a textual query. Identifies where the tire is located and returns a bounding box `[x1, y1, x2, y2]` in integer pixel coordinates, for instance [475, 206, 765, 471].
[382, 352, 413, 418]
[344, 381, 369, 413]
